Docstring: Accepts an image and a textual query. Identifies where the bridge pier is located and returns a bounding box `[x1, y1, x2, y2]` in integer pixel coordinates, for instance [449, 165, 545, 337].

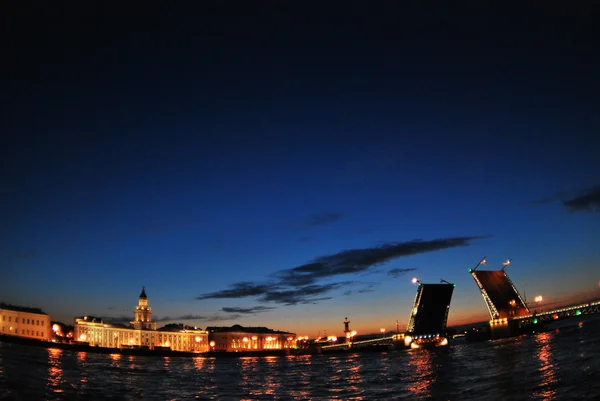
[489, 318, 520, 339]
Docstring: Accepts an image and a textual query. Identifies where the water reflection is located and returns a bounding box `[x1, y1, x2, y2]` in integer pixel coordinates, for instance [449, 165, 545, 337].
[76, 351, 89, 388]
[109, 353, 121, 369]
[287, 355, 311, 400]
[407, 349, 434, 397]
[192, 356, 204, 370]
[344, 355, 365, 399]
[533, 332, 558, 400]
[46, 348, 63, 394]
[262, 356, 279, 396]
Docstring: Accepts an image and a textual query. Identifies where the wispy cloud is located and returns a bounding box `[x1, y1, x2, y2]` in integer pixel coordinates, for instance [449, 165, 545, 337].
[196, 236, 485, 306]
[388, 267, 417, 278]
[343, 284, 376, 296]
[529, 185, 600, 212]
[221, 306, 275, 314]
[259, 283, 349, 305]
[156, 314, 243, 323]
[275, 237, 482, 287]
[303, 212, 345, 227]
[195, 282, 272, 300]
[563, 185, 600, 212]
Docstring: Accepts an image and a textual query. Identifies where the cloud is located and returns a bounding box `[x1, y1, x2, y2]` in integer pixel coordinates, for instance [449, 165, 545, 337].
[102, 315, 133, 325]
[343, 284, 376, 296]
[259, 283, 348, 305]
[275, 237, 482, 287]
[195, 282, 273, 300]
[529, 185, 600, 212]
[196, 236, 485, 306]
[221, 306, 275, 314]
[563, 185, 600, 212]
[303, 212, 345, 227]
[156, 314, 243, 322]
[388, 267, 417, 278]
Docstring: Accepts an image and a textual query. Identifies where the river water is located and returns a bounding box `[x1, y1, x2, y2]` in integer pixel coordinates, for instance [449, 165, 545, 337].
[1, 318, 599, 400]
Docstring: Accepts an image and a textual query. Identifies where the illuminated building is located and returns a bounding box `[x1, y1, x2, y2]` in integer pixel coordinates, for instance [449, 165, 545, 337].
[0, 303, 52, 341]
[206, 325, 296, 352]
[74, 288, 208, 353]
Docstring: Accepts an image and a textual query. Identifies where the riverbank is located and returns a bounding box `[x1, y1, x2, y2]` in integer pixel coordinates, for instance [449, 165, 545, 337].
[0, 334, 307, 358]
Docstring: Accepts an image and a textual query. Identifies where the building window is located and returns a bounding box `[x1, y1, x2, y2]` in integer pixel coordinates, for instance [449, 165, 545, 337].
[8, 317, 11, 322]
[36, 320, 39, 325]
[41, 321, 44, 326]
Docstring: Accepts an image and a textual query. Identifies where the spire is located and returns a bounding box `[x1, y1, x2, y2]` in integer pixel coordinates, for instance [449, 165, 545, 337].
[139, 286, 147, 299]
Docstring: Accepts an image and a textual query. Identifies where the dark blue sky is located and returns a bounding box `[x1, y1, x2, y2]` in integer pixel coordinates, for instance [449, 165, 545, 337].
[3, 2, 600, 335]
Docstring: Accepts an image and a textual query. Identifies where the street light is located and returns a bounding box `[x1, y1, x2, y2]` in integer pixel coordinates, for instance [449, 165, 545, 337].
[380, 328, 386, 338]
[535, 295, 543, 312]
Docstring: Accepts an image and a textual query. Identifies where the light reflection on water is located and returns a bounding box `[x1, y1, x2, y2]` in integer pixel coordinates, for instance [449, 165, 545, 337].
[1, 319, 599, 400]
[534, 331, 558, 401]
[407, 349, 434, 398]
[46, 348, 63, 394]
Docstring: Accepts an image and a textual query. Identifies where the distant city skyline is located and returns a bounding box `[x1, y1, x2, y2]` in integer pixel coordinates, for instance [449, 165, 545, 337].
[3, 2, 600, 336]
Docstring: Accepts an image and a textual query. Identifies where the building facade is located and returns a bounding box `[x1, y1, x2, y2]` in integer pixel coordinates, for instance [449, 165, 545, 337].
[0, 303, 52, 341]
[74, 288, 208, 353]
[207, 325, 296, 352]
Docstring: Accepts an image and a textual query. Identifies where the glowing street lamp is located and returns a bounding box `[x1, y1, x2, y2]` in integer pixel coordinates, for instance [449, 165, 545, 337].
[411, 277, 418, 284]
[380, 328, 386, 338]
[535, 295, 543, 312]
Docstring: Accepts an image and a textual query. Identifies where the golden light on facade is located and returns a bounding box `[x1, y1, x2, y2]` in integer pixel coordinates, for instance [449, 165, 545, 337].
[242, 337, 249, 343]
[251, 336, 258, 340]
[52, 324, 61, 332]
[195, 336, 201, 342]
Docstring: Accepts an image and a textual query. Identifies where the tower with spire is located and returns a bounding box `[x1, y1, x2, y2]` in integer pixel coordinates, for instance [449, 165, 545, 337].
[131, 287, 157, 330]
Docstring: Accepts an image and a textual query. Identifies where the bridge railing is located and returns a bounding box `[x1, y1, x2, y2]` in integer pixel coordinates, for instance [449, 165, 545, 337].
[321, 336, 395, 351]
[513, 300, 600, 328]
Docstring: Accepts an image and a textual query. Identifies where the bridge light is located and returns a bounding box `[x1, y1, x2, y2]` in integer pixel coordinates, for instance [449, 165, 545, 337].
[532, 318, 538, 324]
[575, 310, 581, 316]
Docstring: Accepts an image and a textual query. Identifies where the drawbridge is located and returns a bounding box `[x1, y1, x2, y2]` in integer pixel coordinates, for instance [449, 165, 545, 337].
[404, 280, 455, 348]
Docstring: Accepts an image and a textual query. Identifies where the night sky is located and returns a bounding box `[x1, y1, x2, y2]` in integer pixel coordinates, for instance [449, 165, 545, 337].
[3, 2, 600, 336]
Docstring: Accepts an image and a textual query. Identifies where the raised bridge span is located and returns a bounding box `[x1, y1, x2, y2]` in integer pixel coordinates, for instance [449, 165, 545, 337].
[470, 257, 600, 338]
[322, 279, 455, 352]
